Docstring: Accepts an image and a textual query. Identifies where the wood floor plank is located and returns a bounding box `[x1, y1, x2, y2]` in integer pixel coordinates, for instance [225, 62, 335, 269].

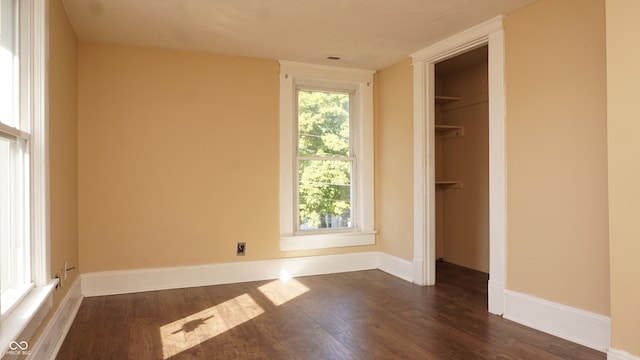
[56, 263, 605, 360]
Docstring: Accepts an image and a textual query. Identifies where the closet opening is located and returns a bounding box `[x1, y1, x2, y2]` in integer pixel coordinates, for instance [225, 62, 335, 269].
[433, 45, 489, 286]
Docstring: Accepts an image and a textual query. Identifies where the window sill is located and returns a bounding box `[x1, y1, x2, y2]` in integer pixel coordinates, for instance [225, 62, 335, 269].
[280, 230, 376, 251]
[1, 283, 35, 316]
[0, 280, 57, 357]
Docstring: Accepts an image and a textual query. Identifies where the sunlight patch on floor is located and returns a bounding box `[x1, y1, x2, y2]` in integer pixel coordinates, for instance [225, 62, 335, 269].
[258, 273, 310, 306]
[160, 293, 264, 359]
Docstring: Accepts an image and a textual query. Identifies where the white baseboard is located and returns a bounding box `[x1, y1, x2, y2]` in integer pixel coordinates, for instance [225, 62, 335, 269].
[377, 252, 413, 282]
[487, 279, 505, 315]
[28, 277, 83, 360]
[608, 348, 640, 360]
[81, 251, 381, 297]
[504, 290, 610, 352]
[39, 252, 619, 358]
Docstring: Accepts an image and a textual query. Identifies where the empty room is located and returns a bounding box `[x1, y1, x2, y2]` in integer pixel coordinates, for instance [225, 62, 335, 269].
[1, 0, 638, 359]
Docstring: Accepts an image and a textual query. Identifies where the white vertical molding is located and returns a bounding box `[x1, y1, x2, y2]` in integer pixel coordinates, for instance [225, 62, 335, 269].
[411, 60, 427, 286]
[411, 60, 440, 286]
[424, 62, 437, 286]
[278, 68, 295, 238]
[487, 28, 506, 315]
[411, 17, 506, 300]
[358, 80, 375, 234]
[26, 0, 50, 287]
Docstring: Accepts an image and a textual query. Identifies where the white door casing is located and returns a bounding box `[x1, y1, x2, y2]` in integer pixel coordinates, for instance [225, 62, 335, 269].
[411, 16, 506, 315]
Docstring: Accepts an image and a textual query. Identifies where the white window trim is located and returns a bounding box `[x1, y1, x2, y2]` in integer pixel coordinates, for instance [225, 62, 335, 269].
[0, 0, 55, 356]
[279, 61, 376, 251]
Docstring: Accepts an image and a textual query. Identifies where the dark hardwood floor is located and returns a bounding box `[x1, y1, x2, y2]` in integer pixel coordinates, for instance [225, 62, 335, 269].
[56, 262, 605, 359]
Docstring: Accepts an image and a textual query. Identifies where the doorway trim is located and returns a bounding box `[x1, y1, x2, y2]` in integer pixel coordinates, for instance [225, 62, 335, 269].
[410, 16, 506, 315]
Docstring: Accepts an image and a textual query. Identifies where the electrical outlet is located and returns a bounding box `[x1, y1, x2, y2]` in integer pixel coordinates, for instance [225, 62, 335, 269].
[237, 242, 246, 256]
[64, 261, 76, 280]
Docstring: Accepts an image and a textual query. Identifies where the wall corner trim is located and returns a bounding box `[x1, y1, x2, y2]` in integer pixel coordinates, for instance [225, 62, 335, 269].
[504, 290, 611, 352]
[28, 277, 83, 360]
[608, 348, 640, 360]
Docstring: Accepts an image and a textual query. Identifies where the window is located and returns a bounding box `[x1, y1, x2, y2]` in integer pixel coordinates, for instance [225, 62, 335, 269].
[1, 0, 51, 354]
[297, 88, 353, 231]
[1, 0, 33, 317]
[279, 61, 376, 251]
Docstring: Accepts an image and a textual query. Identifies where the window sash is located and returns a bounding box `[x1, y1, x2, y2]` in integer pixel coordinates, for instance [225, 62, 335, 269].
[0, 0, 47, 321]
[0, 0, 20, 130]
[0, 130, 32, 316]
[296, 158, 355, 232]
[295, 88, 357, 232]
[1, 0, 33, 316]
[296, 87, 354, 158]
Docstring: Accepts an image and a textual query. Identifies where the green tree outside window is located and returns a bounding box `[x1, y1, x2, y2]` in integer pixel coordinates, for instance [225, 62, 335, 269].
[297, 90, 353, 230]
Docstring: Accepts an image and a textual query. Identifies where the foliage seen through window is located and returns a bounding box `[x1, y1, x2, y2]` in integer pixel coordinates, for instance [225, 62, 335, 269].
[297, 90, 353, 230]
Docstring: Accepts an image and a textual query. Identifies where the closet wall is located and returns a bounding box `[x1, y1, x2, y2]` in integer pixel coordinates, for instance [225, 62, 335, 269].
[435, 48, 489, 273]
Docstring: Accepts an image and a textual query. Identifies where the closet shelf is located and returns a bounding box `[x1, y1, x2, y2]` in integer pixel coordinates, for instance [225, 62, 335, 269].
[436, 181, 463, 189]
[435, 95, 462, 103]
[435, 124, 464, 138]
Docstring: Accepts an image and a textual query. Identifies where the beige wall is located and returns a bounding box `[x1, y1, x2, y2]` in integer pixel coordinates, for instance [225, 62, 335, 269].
[30, 0, 79, 344]
[504, 0, 610, 315]
[49, 0, 79, 290]
[437, 62, 489, 273]
[374, 59, 414, 260]
[606, 0, 640, 356]
[50, 0, 79, 314]
[77, 44, 377, 273]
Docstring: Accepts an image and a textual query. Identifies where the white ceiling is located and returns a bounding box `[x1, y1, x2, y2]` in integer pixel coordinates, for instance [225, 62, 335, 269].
[62, 0, 535, 70]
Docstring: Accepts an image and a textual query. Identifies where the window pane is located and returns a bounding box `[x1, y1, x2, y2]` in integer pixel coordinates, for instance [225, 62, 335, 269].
[297, 90, 350, 157]
[0, 136, 11, 295]
[0, 134, 31, 313]
[0, 0, 20, 128]
[298, 159, 352, 230]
